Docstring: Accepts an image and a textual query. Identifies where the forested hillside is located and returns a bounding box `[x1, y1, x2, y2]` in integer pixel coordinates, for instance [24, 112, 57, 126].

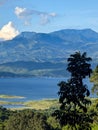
[0, 29, 98, 77]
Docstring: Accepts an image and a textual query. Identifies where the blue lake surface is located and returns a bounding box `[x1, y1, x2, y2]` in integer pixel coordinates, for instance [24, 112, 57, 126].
[0, 77, 94, 108]
[0, 77, 63, 102]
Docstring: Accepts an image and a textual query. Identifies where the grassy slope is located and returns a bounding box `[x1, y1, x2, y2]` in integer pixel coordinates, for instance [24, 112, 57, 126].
[23, 99, 59, 110]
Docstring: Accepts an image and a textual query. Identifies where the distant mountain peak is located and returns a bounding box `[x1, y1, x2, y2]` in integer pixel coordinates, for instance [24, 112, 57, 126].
[13, 28, 98, 40]
[0, 28, 98, 64]
[14, 31, 37, 40]
[51, 28, 97, 34]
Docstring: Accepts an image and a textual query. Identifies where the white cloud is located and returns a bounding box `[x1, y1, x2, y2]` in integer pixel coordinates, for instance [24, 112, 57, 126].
[0, 21, 19, 40]
[40, 12, 57, 25]
[15, 7, 33, 25]
[40, 14, 49, 25]
[15, 7, 57, 25]
[15, 7, 27, 18]
[49, 13, 57, 17]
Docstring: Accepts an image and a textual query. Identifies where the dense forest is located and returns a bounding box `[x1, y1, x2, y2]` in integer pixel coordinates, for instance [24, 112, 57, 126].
[0, 100, 98, 130]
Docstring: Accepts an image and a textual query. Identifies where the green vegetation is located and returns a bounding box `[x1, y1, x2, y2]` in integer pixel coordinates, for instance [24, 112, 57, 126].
[0, 101, 9, 105]
[4, 110, 51, 130]
[53, 52, 93, 130]
[0, 94, 25, 99]
[0, 98, 59, 110]
[90, 65, 98, 95]
[0, 98, 98, 130]
[24, 99, 59, 110]
[0, 100, 24, 106]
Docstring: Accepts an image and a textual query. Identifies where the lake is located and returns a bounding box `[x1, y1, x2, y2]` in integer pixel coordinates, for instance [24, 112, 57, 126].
[0, 77, 94, 108]
[0, 78, 63, 101]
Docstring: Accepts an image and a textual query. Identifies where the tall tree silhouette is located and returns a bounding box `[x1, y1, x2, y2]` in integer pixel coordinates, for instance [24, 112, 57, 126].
[53, 52, 93, 130]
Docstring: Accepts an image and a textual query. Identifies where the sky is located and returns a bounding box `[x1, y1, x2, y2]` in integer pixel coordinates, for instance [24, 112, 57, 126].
[0, 0, 98, 40]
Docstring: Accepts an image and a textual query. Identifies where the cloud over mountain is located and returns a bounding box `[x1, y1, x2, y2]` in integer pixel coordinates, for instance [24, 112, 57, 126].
[0, 21, 19, 40]
[15, 6, 57, 25]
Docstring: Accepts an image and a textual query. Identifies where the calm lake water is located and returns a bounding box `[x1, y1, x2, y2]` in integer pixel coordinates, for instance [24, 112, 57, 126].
[0, 77, 94, 108]
[0, 78, 63, 101]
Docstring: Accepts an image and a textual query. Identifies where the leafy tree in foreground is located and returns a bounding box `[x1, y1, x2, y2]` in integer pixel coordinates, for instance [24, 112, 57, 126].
[0, 106, 12, 130]
[53, 52, 93, 130]
[4, 110, 51, 130]
[90, 65, 98, 95]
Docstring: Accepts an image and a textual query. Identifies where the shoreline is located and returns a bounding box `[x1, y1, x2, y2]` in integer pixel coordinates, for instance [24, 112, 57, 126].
[0, 98, 59, 110]
[0, 96, 97, 110]
[0, 94, 25, 99]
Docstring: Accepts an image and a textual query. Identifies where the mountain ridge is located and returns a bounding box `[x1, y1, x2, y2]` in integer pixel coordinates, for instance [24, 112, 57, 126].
[0, 28, 98, 77]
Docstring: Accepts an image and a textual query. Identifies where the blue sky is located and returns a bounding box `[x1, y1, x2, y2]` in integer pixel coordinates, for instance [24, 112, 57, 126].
[0, 0, 98, 40]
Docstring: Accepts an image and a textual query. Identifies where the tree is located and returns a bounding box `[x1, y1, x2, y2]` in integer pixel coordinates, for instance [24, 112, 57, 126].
[0, 106, 12, 130]
[4, 110, 52, 130]
[90, 65, 98, 95]
[53, 52, 93, 130]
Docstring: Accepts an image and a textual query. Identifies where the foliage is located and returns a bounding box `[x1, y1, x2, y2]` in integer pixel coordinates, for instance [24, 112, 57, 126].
[24, 99, 59, 110]
[90, 65, 98, 95]
[0, 106, 12, 130]
[0, 98, 98, 130]
[4, 109, 52, 130]
[47, 116, 61, 130]
[90, 99, 98, 123]
[53, 52, 93, 130]
[0, 94, 24, 99]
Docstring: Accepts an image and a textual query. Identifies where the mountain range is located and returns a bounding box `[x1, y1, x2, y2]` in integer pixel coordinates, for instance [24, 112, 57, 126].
[0, 28, 98, 77]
